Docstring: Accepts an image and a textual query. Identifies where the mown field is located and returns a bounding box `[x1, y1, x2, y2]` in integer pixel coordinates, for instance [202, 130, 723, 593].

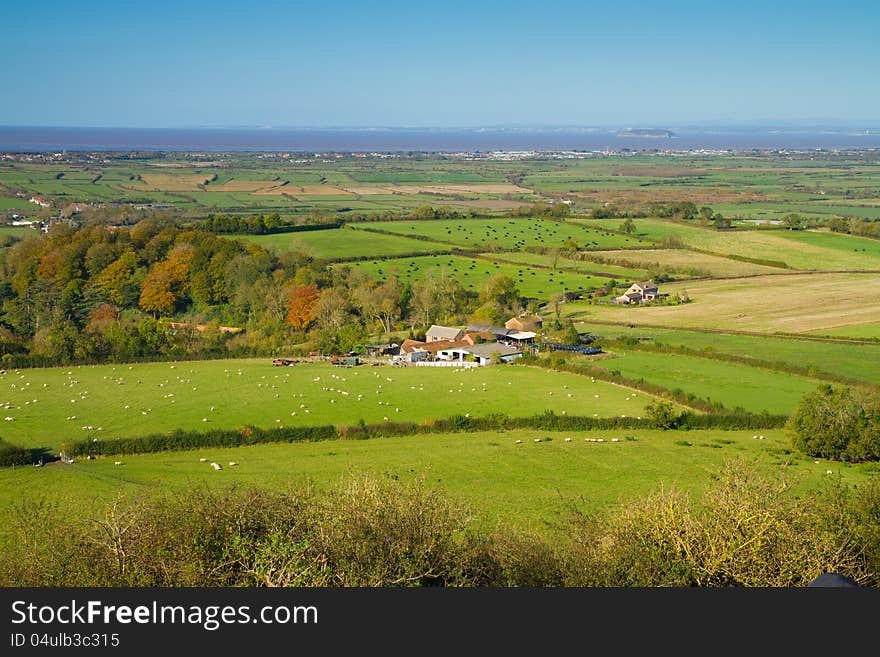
[234, 226, 451, 259]
[339, 254, 609, 297]
[578, 325, 880, 384]
[589, 349, 829, 414]
[0, 361, 659, 451]
[564, 273, 880, 334]
[1, 427, 871, 538]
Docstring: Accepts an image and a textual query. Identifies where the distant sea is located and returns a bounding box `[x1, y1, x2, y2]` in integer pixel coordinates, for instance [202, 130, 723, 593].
[2, 125, 880, 152]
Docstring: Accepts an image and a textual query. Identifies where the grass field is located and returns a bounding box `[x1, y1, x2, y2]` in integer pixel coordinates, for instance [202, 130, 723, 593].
[339, 254, 610, 297]
[578, 325, 880, 384]
[564, 273, 880, 333]
[804, 322, 880, 340]
[583, 248, 785, 277]
[366, 218, 653, 250]
[484, 251, 648, 280]
[234, 226, 451, 259]
[0, 361, 661, 451]
[1, 427, 869, 537]
[591, 349, 827, 413]
[580, 219, 880, 270]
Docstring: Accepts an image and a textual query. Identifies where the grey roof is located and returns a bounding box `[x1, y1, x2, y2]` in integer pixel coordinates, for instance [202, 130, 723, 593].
[466, 324, 514, 336]
[462, 342, 522, 359]
[426, 325, 465, 339]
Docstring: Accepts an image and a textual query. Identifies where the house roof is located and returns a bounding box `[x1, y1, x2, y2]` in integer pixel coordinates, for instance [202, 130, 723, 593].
[466, 324, 514, 336]
[424, 339, 471, 354]
[463, 343, 522, 359]
[426, 325, 465, 340]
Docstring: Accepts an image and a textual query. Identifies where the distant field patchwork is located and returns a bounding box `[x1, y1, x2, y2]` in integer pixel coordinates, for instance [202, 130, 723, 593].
[235, 227, 451, 259]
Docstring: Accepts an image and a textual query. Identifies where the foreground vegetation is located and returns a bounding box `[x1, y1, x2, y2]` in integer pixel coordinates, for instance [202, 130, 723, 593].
[2, 465, 878, 587]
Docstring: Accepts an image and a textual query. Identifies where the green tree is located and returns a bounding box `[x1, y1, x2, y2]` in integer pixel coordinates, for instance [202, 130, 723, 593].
[620, 218, 637, 235]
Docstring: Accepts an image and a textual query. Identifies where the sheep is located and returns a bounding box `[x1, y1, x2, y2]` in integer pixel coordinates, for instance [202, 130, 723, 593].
[199, 458, 207, 462]
[228, 461, 238, 467]
[564, 437, 572, 443]
[826, 470, 833, 475]
[534, 438, 541, 443]
[597, 438, 605, 443]
[211, 462, 222, 471]
[114, 461, 123, 466]
[611, 438, 620, 443]
[3, 416, 13, 421]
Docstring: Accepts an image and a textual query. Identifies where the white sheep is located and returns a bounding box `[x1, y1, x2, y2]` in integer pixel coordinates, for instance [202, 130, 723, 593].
[515, 439, 523, 444]
[611, 438, 620, 443]
[114, 461, 123, 466]
[211, 462, 222, 471]
[564, 437, 572, 443]
[228, 461, 238, 467]
[199, 458, 207, 462]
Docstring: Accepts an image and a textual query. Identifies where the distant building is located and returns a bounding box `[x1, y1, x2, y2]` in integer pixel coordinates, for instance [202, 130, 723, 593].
[436, 342, 523, 365]
[614, 281, 663, 304]
[29, 196, 51, 208]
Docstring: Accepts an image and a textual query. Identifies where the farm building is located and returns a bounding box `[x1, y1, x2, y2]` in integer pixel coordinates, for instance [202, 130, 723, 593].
[436, 342, 523, 365]
[426, 325, 467, 343]
[505, 313, 542, 332]
[614, 281, 664, 304]
[365, 342, 399, 356]
[466, 324, 536, 345]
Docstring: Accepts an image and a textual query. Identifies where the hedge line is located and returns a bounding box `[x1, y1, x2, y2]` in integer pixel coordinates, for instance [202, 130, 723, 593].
[0, 441, 33, 467]
[61, 411, 786, 458]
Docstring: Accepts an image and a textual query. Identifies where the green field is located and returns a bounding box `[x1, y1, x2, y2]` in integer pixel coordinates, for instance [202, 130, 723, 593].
[583, 248, 785, 278]
[591, 349, 828, 413]
[366, 218, 652, 250]
[234, 226, 451, 259]
[0, 361, 661, 451]
[339, 254, 610, 297]
[579, 325, 880, 384]
[580, 218, 880, 270]
[485, 250, 648, 280]
[804, 322, 880, 340]
[1, 427, 868, 536]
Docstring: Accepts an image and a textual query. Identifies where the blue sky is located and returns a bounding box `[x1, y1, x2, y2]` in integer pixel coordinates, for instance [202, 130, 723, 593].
[2, 0, 878, 127]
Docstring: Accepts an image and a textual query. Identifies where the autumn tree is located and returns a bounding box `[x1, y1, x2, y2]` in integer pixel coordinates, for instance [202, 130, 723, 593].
[285, 284, 321, 330]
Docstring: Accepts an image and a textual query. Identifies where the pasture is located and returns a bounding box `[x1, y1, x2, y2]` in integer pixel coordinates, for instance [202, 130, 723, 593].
[579, 325, 880, 384]
[340, 254, 609, 297]
[234, 226, 451, 259]
[364, 218, 653, 250]
[582, 248, 785, 278]
[565, 273, 880, 334]
[591, 349, 828, 414]
[0, 361, 659, 451]
[581, 219, 880, 270]
[1, 427, 869, 537]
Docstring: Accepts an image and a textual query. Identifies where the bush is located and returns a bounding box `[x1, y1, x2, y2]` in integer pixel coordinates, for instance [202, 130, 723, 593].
[788, 385, 880, 461]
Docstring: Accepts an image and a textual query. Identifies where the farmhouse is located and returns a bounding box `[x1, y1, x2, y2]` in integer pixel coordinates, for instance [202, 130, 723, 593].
[614, 281, 665, 304]
[425, 325, 466, 343]
[29, 196, 51, 208]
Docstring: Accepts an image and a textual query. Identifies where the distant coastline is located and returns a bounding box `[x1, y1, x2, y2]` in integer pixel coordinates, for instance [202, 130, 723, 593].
[1, 125, 879, 152]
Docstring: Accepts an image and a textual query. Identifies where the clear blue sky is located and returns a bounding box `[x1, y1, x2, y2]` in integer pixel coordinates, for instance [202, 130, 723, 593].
[2, 0, 878, 127]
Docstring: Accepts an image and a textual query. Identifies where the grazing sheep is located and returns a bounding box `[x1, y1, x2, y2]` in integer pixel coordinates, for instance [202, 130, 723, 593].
[228, 461, 238, 467]
[611, 438, 620, 442]
[211, 462, 222, 471]
[534, 438, 541, 443]
[564, 437, 572, 443]
[199, 458, 207, 462]
[114, 461, 123, 466]
[826, 470, 833, 475]
[597, 438, 605, 443]
[515, 439, 523, 444]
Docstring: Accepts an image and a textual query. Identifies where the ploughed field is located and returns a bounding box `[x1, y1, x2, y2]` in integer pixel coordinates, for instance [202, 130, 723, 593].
[0, 360, 660, 451]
